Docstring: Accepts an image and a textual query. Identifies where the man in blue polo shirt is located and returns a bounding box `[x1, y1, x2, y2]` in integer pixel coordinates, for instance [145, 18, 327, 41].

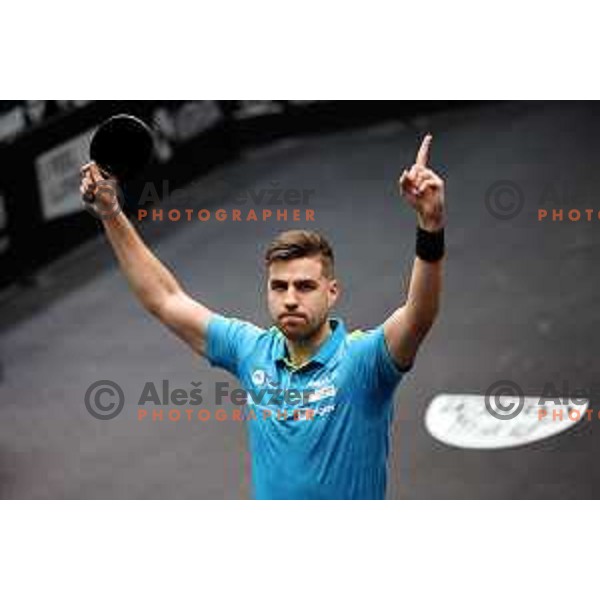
[206, 309, 410, 499]
[81, 134, 445, 499]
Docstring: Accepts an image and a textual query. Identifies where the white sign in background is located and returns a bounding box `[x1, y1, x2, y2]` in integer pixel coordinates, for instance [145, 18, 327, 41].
[35, 128, 94, 221]
[425, 393, 589, 450]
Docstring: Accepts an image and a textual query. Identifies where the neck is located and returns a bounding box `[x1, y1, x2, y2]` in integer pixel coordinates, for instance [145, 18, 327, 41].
[285, 320, 333, 367]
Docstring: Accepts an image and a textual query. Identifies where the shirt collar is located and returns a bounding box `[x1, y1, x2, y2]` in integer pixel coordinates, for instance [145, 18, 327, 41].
[274, 317, 346, 371]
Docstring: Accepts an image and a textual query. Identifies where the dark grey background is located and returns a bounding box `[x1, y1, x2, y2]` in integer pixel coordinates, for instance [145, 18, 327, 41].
[1, 101, 599, 498]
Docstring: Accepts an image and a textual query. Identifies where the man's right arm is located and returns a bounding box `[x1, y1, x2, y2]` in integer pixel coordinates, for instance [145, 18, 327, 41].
[81, 163, 214, 356]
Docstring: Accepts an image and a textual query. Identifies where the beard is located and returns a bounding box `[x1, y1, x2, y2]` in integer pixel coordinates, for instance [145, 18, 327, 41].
[275, 312, 327, 343]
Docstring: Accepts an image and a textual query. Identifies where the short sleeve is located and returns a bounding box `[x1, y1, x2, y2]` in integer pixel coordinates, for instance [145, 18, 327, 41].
[348, 325, 412, 398]
[205, 315, 264, 378]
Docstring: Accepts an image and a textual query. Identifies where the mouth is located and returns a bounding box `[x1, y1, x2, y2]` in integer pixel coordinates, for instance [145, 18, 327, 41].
[280, 313, 306, 322]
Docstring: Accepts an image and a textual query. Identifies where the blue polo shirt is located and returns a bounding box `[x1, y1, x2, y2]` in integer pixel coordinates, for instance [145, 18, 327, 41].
[206, 315, 410, 499]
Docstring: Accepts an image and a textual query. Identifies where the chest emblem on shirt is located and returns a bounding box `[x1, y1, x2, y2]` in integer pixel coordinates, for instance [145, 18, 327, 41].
[251, 369, 266, 386]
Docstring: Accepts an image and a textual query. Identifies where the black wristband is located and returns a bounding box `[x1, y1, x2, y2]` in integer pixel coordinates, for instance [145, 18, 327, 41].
[416, 226, 445, 262]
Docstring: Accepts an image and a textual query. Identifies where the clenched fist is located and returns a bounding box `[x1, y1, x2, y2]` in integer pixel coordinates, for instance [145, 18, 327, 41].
[80, 162, 122, 220]
[399, 134, 445, 232]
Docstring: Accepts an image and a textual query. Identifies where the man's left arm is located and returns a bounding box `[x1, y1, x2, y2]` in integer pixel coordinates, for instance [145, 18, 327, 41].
[383, 134, 446, 370]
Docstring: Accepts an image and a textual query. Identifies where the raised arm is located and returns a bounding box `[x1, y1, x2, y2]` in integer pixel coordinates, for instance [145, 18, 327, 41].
[80, 163, 214, 356]
[383, 134, 445, 370]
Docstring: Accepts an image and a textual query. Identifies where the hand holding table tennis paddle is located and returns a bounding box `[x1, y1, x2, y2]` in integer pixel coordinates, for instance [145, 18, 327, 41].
[80, 114, 155, 217]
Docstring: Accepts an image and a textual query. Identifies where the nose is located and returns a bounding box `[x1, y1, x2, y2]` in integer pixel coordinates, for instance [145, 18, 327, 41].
[284, 289, 299, 311]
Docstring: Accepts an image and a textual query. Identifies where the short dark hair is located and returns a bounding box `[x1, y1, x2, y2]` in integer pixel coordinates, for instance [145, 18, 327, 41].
[265, 230, 335, 278]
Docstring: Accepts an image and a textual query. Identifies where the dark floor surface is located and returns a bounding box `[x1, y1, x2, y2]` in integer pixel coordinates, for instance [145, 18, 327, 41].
[1, 101, 599, 498]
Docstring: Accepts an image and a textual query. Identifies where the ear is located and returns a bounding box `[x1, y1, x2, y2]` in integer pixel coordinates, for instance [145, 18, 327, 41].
[328, 278, 340, 306]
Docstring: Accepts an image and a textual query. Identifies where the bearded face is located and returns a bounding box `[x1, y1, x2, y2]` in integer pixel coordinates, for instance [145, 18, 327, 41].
[266, 256, 339, 342]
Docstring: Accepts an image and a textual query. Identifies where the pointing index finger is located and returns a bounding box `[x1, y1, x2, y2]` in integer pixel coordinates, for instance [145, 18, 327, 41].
[415, 133, 433, 168]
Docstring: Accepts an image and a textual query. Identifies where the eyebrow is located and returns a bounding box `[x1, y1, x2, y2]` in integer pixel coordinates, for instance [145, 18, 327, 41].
[269, 278, 318, 286]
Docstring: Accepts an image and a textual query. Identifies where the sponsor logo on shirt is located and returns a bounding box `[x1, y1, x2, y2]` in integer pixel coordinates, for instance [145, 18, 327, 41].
[305, 385, 337, 404]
